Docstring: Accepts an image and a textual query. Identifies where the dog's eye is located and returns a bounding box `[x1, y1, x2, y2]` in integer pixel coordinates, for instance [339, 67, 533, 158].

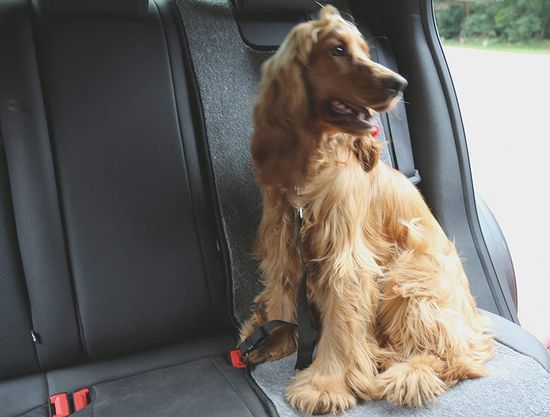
[331, 45, 346, 57]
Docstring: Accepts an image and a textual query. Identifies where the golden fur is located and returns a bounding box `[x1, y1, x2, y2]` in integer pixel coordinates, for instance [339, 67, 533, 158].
[239, 6, 494, 415]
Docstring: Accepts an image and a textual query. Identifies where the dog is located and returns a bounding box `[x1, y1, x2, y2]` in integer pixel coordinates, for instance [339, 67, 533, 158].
[239, 6, 494, 415]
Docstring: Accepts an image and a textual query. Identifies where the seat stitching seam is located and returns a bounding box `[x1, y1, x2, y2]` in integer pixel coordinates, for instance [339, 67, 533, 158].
[208, 357, 256, 417]
[495, 339, 550, 374]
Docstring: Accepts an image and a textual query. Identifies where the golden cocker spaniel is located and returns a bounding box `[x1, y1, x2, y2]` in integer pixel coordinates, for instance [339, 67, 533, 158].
[239, 6, 494, 415]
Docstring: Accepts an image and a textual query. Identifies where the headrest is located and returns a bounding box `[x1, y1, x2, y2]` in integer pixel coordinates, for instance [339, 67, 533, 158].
[33, 0, 149, 18]
[235, 0, 330, 14]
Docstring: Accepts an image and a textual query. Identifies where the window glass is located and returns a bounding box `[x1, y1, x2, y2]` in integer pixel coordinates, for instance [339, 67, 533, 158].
[435, 0, 550, 349]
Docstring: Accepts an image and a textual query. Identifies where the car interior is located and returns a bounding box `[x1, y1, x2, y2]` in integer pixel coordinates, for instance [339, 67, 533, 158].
[0, 0, 548, 416]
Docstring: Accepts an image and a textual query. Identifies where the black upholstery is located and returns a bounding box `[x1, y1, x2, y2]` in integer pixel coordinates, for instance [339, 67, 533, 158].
[233, 0, 350, 50]
[234, 0, 325, 13]
[0, 373, 47, 417]
[32, 4, 215, 358]
[33, 0, 148, 18]
[0, 0, 547, 416]
[0, 0, 259, 415]
[0, 148, 39, 380]
[81, 357, 258, 417]
[46, 331, 269, 417]
[1, 1, 84, 369]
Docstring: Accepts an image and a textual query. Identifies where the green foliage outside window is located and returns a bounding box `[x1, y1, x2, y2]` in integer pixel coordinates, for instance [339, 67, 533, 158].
[435, 0, 550, 43]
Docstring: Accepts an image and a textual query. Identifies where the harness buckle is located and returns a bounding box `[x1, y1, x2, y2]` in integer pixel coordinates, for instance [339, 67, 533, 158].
[242, 325, 270, 356]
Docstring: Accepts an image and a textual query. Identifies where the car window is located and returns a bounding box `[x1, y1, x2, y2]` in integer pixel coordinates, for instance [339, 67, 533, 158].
[434, 0, 550, 350]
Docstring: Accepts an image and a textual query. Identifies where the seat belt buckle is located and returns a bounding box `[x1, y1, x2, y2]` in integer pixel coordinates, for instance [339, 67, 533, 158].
[252, 326, 271, 351]
[49, 393, 70, 417]
[229, 349, 246, 368]
[240, 325, 270, 357]
[73, 388, 91, 411]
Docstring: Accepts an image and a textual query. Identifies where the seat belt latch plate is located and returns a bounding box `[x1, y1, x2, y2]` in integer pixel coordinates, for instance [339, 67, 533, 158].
[73, 388, 91, 411]
[49, 393, 70, 417]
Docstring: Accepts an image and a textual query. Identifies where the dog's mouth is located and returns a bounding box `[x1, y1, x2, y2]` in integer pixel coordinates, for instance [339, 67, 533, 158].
[324, 99, 380, 132]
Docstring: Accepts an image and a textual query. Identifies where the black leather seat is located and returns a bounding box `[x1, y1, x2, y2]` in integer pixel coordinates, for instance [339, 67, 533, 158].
[0, 0, 269, 416]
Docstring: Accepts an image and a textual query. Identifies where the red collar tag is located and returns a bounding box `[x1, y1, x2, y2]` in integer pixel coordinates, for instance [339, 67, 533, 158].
[372, 125, 381, 138]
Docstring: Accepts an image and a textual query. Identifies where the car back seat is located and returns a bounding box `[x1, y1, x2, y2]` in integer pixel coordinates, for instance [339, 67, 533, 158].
[0, 0, 270, 416]
[1, 0, 548, 416]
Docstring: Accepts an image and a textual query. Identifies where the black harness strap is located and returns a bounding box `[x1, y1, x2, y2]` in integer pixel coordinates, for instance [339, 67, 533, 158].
[238, 319, 295, 356]
[294, 208, 315, 370]
[238, 207, 315, 370]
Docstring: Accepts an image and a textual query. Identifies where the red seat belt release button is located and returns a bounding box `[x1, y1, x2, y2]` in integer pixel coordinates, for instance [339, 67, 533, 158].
[229, 349, 246, 368]
[73, 388, 91, 411]
[49, 393, 70, 417]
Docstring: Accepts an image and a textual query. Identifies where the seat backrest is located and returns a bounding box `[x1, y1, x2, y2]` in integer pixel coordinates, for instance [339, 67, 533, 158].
[0, 146, 40, 380]
[0, 0, 228, 379]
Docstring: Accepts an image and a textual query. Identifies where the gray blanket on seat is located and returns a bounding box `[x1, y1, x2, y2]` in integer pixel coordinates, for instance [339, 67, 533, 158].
[252, 342, 550, 417]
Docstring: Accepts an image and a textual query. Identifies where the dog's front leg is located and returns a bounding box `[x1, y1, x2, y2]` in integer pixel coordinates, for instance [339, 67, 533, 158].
[286, 261, 381, 414]
[239, 197, 302, 364]
[239, 280, 299, 364]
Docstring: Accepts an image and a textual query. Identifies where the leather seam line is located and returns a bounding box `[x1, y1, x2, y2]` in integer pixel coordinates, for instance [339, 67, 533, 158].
[154, 0, 215, 324]
[27, 8, 90, 360]
[174, 0, 239, 330]
[0, 140, 42, 371]
[209, 357, 256, 417]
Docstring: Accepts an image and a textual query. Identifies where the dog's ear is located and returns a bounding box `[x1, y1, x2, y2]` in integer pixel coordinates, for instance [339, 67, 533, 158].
[353, 137, 382, 173]
[251, 24, 315, 188]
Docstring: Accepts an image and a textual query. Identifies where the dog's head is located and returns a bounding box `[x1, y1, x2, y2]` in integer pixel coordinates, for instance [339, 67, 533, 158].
[252, 6, 407, 186]
[305, 7, 407, 134]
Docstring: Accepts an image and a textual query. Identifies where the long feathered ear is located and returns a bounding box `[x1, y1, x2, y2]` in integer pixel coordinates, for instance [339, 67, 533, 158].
[353, 136, 382, 172]
[251, 24, 317, 189]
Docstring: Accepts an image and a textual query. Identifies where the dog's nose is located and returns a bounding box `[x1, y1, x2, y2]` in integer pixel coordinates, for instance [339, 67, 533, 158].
[384, 75, 408, 96]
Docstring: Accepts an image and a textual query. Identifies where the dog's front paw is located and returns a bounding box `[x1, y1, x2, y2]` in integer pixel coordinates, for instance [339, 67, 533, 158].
[246, 326, 297, 364]
[246, 346, 290, 364]
[286, 367, 357, 414]
[373, 356, 446, 407]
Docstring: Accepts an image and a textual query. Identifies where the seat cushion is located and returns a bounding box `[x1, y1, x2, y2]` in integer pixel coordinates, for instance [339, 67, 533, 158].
[48, 330, 269, 417]
[0, 373, 47, 417]
[252, 341, 550, 417]
[17, 405, 49, 417]
[74, 357, 263, 417]
[3, 330, 270, 417]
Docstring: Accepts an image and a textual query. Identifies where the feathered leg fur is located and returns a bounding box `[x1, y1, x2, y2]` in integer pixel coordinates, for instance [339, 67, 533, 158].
[239, 189, 301, 363]
[373, 209, 494, 407]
